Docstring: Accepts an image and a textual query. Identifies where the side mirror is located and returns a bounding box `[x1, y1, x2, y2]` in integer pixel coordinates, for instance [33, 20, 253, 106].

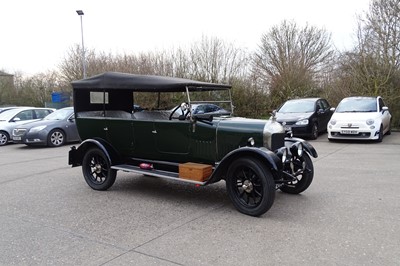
[12, 117, 21, 122]
[330, 107, 336, 112]
[382, 106, 389, 113]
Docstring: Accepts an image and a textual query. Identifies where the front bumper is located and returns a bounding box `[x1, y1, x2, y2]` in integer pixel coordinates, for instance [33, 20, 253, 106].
[328, 123, 380, 140]
[12, 131, 48, 145]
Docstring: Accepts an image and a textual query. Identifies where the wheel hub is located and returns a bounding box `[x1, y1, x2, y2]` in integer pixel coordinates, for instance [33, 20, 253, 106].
[242, 180, 253, 193]
[94, 164, 102, 174]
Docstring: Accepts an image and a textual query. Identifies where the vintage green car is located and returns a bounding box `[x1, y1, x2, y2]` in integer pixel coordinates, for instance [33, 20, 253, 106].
[68, 72, 318, 216]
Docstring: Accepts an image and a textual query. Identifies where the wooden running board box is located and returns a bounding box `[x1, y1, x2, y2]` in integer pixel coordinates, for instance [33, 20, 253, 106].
[179, 162, 212, 181]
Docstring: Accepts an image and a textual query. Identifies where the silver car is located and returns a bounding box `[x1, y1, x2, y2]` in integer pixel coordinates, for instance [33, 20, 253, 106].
[12, 107, 80, 147]
[0, 107, 55, 146]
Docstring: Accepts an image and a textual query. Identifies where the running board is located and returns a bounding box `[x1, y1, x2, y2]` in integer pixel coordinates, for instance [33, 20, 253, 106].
[111, 164, 207, 186]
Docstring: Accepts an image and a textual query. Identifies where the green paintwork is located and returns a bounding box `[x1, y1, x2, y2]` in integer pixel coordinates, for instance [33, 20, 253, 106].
[76, 114, 277, 165]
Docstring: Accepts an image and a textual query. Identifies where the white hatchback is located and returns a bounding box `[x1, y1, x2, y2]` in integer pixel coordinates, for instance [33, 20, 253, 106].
[328, 96, 391, 142]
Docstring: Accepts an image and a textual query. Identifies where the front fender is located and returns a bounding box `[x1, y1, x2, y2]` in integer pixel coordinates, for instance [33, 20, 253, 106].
[68, 138, 122, 167]
[285, 137, 318, 158]
[206, 147, 283, 184]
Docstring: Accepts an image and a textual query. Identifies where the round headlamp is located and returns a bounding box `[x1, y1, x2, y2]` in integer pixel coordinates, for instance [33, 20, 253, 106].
[290, 142, 304, 157]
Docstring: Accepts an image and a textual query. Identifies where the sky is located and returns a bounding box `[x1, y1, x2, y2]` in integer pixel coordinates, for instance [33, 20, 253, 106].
[0, 0, 371, 76]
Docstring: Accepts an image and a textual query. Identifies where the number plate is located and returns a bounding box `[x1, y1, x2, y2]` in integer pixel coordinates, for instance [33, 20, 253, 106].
[341, 130, 358, 134]
[13, 136, 22, 141]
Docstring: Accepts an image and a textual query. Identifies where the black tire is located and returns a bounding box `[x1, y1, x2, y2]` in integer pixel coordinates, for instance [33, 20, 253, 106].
[377, 125, 383, 142]
[82, 148, 117, 190]
[310, 123, 318, 140]
[0, 131, 9, 146]
[280, 153, 314, 194]
[226, 157, 275, 216]
[47, 129, 65, 147]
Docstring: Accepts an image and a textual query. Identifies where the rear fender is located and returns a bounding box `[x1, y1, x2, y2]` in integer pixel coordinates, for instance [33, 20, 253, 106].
[206, 147, 283, 184]
[68, 138, 122, 167]
[285, 137, 318, 158]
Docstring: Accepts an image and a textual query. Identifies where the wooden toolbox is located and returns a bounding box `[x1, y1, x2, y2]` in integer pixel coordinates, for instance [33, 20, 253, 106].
[179, 162, 213, 182]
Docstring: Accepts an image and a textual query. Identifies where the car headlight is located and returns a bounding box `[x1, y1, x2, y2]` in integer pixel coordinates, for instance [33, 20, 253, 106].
[29, 125, 47, 133]
[290, 142, 304, 157]
[366, 119, 374, 125]
[295, 119, 309, 125]
[330, 119, 336, 125]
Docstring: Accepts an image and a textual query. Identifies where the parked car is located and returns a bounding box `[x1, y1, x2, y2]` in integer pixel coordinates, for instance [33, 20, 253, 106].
[12, 107, 80, 147]
[328, 96, 391, 142]
[68, 72, 318, 217]
[274, 98, 333, 139]
[0, 107, 55, 146]
[170, 103, 230, 119]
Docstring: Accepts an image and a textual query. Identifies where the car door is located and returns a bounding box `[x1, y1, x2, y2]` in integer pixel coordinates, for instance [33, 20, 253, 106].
[65, 114, 80, 141]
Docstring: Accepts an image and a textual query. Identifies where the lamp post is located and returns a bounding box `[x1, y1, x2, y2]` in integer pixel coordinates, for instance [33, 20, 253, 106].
[76, 10, 86, 78]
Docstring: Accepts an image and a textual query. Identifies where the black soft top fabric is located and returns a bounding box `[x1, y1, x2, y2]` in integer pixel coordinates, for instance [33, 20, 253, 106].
[71, 72, 231, 92]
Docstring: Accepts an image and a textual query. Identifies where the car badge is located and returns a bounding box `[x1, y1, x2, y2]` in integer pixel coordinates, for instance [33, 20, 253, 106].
[282, 122, 286, 126]
[348, 123, 352, 127]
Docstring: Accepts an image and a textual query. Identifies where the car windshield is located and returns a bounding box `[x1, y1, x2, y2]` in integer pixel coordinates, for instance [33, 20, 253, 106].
[278, 100, 315, 113]
[44, 109, 72, 120]
[336, 98, 377, 113]
[0, 108, 24, 120]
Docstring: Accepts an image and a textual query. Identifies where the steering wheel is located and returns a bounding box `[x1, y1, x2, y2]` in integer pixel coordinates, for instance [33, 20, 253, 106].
[169, 102, 190, 120]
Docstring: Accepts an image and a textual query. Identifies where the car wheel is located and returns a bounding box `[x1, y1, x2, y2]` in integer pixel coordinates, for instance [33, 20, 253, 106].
[280, 153, 314, 194]
[47, 129, 65, 147]
[0, 131, 9, 146]
[377, 125, 383, 142]
[310, 123, 318, 140]
[82, 148, 117, 190]
[226, 157, 275, 216]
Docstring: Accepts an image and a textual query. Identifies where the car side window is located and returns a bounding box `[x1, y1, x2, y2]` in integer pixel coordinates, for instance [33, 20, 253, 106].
[15, 110, 34, 120]
[321, 99, 330, 110]
[316, 101, 322, 111]
[35, 109, 51, 119]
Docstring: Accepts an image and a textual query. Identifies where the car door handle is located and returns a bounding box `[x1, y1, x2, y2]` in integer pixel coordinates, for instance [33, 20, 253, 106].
[152, 130, 157, 134]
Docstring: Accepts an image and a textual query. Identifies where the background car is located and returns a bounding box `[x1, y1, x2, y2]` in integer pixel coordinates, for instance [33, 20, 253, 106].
[274, 98, 333, 139]
[170, 103, 230, 118]
[327, 96, 391, 142]
[12, 107, 80, 147]
[0, 107, 55, 146]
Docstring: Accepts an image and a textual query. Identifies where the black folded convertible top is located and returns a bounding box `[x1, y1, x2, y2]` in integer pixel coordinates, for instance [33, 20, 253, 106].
[71, 72, 231, 92]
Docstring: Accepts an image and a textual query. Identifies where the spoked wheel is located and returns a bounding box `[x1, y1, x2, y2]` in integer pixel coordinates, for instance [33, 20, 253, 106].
[82, 148, 116, 190]
[226, 157, 275, 216]
[0, 131, 9, 146]
[47, 129, 65, 147]
[280, 153, 314, 194]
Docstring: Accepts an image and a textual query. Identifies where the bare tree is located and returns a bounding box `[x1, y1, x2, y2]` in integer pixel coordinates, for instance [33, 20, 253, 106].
[253, 20, 334, 107]
[338, 0, 400, 126]
[188, 36, 249, 84]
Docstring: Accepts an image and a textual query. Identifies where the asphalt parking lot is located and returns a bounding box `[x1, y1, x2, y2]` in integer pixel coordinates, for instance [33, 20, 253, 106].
[1, 133, 399, 265]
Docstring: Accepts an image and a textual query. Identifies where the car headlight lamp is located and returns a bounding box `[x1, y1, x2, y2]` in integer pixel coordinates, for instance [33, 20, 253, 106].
[290, 142, 304, 157]
[366, 119, 374, 126]
[295, 119, 309, 125]
[281, 147, 288, 163]
[330, 119, 336, 125]
[29, 125, 47, 133]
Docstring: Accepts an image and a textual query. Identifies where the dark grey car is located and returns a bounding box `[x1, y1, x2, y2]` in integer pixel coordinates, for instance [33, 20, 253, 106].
[274, 98, 333, 139]
[12, 107, 80, 147]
